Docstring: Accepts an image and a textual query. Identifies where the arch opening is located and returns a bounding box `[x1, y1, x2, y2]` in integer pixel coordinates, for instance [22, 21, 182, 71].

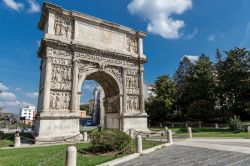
[78, 71, 122, 129]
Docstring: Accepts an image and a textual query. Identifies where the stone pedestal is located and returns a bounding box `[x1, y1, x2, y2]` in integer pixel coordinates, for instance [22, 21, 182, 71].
[122, 114, 148, 132]
[34, 111, 81, 144]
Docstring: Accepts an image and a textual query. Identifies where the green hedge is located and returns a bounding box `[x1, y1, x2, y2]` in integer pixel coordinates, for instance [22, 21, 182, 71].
[89, 129, 132, 153]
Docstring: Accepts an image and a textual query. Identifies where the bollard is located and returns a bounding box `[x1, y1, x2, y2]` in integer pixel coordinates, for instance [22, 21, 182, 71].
[14, 132, 21, 147]
[136, 135, 142, 153]
[198, 121, 202, 128]
[83, 132, 88, 142]
[160, 123, 162, 127]
[165, 127, 168, 136]
[129, 129, 133, 138]
[187, 127, 192, 138]
[248, 126, 250, 139]
[215, 123, 218, 129]
[172, 123, 174, 128]
[185, 122, 188, 128]
[167, 130, 173, 143]
[66, 146, 77, 166]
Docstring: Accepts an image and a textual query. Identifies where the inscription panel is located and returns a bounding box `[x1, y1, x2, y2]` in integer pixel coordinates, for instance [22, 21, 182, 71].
[76, 22, 129, 53]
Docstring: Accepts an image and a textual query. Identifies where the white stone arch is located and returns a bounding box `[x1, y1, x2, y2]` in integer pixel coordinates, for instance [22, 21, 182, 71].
[35, 2, 149, 144]
[77, 69, 123, 97]
[77, 69, 123, 129]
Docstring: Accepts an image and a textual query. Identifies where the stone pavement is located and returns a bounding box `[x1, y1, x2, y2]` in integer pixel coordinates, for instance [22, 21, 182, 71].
[117, 139, 250, 166]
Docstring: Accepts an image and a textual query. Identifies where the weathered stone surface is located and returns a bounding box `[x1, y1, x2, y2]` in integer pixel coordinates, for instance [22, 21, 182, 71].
[188, 127, 192, 138]
[136, 135, 142, 153]
[66, 146, 77, 166]
[34, 2, 148, 143]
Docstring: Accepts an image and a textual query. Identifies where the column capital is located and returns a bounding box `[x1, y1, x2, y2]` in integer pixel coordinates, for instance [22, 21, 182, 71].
[45, 56, 53, 63]
[73, 59, 80, 64]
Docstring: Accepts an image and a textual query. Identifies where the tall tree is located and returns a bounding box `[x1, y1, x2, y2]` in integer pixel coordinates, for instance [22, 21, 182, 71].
[216, 48, 250, 119]
[174, 57, 195, 119]
[186, 55, 217, 121]
[145, 75, 176, 125]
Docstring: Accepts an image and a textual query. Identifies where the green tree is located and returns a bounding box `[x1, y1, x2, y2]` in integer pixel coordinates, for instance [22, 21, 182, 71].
[216, 48, 250, 119]
[80, 104, 91, 115]
[174, 57, 195, 120]
[186, 55, 217, 121]
[145, 75, 176, 125]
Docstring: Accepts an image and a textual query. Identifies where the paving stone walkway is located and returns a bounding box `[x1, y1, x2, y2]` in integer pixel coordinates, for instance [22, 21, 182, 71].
[118, 143, 250, 166]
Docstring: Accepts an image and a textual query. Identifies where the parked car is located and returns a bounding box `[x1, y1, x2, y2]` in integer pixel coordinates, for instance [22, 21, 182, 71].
[85, 119, 93, 126]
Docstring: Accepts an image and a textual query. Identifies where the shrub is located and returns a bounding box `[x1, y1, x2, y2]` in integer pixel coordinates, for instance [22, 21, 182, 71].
[227, 115, 244, 132]
[89, 129, 132, 153]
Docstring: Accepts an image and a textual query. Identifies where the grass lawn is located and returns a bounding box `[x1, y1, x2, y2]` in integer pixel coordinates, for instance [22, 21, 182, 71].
[149, 127, 248, 138]
[0, 140, 163, 166]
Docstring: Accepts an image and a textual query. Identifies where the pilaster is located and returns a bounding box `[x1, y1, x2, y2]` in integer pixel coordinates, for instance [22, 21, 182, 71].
[71, 59, 79, 111]
[42, 56, 52, 111]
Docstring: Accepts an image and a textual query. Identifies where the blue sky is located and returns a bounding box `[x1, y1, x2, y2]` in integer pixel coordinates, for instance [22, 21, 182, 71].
[0, 0, 249, 113]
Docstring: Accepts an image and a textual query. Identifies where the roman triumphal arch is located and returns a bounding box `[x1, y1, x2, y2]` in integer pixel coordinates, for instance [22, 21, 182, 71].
[34, 3, 148, 143]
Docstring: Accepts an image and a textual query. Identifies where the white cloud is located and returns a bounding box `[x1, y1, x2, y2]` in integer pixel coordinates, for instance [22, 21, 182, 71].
[2, 0, 24, 11]
[183, 55, 199, 63]
[27, 0, 40, 13]
[82, 81, 99, 92]
[128, 0, 192, 39]
[0, 82, 8, 92]
[185, 28, 198, 40]
[0, 84, 35, 113]
[25, 92, 38, 99]
[0, 92, 16, 101]
[208, 35, 216, 42]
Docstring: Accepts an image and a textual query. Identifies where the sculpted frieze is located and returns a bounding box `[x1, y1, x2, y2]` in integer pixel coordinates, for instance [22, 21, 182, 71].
[105, 66, 122, 83]
[127, 96, 139, 111]
[75, 52, 137, 67]
[54, 14, 72, 39]
[51, 57, 72, 66]
[127, 36, 138, 54]
[126, 76, 139, 94]
[52, 49, 71, 57]
[104, 96, 120, 113]
[51, 65, 72, 90]
[126, 69, 138, 76]
[50, 91, 71, 110]
[79, 61, 99, 77]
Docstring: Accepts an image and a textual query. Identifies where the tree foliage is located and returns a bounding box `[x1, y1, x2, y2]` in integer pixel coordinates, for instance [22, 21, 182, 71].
[147, 47, 250, 124]
[145, 75, 176, 125]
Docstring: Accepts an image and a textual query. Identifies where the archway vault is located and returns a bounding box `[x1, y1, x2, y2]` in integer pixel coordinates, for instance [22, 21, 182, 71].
[78, 69, 123, 129]
[34, 2, 149, 144]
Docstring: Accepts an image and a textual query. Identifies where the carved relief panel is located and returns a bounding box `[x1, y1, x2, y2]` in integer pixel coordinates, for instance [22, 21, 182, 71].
[54, 14, 72, 39]
[105, 66, 122, 83]
[127, 96, 139, 111]
[104, 96, 120, 113]
[126, 69, 140, 95]
[126, 36, 138, 54]
[50, 91, 71, 110]
[51, 64, 72, 90]
[126, 76, 139, 94]
[78, 60, 123, 84]
[79, 60, 98, 74]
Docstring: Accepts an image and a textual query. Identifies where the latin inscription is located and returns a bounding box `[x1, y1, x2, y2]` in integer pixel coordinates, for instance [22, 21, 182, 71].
[76, 22, 126, 52]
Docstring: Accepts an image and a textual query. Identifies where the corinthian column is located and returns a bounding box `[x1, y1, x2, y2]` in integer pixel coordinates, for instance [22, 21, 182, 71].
[42, 56, 52, 111]
[71, 59, 79, 111]
[139, 69, 145, 114]
[122, 68, 127, 114]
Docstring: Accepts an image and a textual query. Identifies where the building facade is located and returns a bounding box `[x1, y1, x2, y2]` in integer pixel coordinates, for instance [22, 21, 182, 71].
[20, 106, 36, 125]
